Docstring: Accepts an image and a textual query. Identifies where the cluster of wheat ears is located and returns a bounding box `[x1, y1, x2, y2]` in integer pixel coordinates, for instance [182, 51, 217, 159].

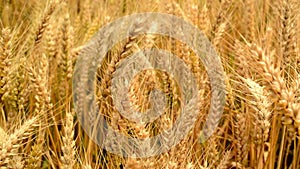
[0, 0, 299, 168]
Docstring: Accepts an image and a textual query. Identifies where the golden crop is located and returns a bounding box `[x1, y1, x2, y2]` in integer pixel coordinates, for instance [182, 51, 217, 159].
[0, 0, 299, 168]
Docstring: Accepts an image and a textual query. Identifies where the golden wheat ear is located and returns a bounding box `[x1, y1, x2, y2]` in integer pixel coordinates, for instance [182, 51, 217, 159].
[60, 111, 76, 169]
[0, 116, 40, 167]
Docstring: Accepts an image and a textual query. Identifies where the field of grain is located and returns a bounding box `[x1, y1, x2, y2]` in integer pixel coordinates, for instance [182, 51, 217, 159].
[0, 0, 299, 168]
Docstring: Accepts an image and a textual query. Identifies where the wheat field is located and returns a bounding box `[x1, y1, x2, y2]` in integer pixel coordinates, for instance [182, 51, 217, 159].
[0, 0, 300, 168]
